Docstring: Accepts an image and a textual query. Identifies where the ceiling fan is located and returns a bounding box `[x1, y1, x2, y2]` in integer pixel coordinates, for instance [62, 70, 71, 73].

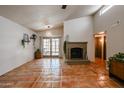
[62, 5, 67, 9]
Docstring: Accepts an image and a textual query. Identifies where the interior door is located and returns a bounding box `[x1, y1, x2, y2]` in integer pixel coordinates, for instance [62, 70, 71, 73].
[94, 33, 106, 60]
[95, 37, 102, 58]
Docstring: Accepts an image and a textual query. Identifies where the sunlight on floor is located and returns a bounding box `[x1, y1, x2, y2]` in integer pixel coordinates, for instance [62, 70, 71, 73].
[0, 58, 123, 88]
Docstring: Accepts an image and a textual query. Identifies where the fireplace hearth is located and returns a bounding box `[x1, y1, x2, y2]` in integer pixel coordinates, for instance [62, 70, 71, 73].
[65, 42, 90, 64]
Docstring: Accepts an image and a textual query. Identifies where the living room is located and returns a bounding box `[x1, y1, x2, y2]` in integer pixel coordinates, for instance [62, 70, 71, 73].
[0, 4, 124, 89]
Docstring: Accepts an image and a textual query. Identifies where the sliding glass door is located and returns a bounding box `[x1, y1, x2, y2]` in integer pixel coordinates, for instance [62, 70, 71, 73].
[43, 38, 51, 56]
[51, 38, 59, 56]
[43, 37, 60, 57]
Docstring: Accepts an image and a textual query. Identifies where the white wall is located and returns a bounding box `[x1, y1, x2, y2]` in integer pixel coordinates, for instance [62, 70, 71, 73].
[0, 16, 36, 76]
[67, 5, 102, 20]
[38, 27, 63, 57]
[94, 6, 124, 59]
[64, 16, 94, 61]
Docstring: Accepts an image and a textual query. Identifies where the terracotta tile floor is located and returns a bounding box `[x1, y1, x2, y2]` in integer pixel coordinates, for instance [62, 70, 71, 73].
[0, 58, 123, 88]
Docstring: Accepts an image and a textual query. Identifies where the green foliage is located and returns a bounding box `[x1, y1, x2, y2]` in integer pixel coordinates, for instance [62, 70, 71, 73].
[37, 49, 41, 52]
[35, 49, 41, 53]
[109, 52, 124, 63]
[21, 40, 25, 48]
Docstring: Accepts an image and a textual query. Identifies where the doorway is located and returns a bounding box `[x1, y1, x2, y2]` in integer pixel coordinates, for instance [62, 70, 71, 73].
[94, 32, 106, 60]
[43, 37, 60, 57]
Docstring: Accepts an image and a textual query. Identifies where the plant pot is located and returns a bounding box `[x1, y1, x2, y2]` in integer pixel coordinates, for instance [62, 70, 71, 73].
[109, 61, 124, 80]
[35, 51, 42, 59]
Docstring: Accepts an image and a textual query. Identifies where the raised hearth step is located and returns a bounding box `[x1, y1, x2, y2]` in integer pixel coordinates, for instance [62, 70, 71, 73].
[65, 60, 90, 64]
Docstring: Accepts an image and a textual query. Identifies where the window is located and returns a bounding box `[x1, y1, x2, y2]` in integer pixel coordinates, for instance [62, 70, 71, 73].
[100, 5, 114, 16]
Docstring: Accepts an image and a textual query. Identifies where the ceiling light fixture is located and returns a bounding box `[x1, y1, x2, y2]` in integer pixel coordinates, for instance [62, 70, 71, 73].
[44, 25, 53, 29]
[48, 25, 50, 28]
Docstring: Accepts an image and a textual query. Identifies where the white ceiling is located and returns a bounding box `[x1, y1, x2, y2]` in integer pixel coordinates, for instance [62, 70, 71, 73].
[0, 5, 102, 31]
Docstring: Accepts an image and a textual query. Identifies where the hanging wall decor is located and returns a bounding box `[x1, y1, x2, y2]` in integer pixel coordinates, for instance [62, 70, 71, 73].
[30, 34, 37, 46]
[21, 33, 30, 48]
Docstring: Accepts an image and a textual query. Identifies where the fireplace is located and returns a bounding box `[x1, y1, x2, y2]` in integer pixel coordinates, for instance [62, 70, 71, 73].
[65, 42, 90, 64]
[71, 48, 83, 59]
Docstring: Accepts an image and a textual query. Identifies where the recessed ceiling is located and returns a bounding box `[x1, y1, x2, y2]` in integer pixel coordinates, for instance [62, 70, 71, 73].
[0, 5, 102, 32]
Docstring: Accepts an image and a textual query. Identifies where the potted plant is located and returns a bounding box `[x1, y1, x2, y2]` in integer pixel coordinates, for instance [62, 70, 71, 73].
[108, 52, 124, 80]
[34, 49, 42, 59]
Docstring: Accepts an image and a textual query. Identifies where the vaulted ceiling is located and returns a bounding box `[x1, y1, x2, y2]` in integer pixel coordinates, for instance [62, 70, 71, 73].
[0, 5, 102, 31]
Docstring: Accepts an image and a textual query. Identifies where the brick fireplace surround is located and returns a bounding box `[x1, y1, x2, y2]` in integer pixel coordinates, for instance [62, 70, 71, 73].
[65, 42, 90, 64]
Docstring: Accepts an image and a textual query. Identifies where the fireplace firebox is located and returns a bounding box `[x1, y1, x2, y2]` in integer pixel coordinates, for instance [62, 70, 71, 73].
[71, 48, 83, 59]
